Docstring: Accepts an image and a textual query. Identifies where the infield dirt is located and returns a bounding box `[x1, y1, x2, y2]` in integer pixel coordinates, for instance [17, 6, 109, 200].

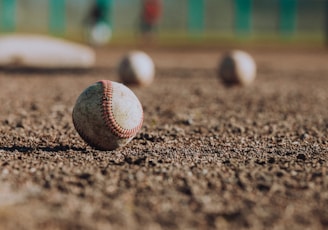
[0, 47, 327, 230]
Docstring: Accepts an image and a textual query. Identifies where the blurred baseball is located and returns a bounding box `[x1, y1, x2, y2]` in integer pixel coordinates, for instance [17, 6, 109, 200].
[72, 80, 143, 150]
[0, 34, 95, 68]
[118, 51, 155, 86]
[88, 21, 112, 46]
[218, 50, 256, 86]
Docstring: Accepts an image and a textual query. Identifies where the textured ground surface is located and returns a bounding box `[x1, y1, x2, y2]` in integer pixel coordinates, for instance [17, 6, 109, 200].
[0, 47, 327, 230]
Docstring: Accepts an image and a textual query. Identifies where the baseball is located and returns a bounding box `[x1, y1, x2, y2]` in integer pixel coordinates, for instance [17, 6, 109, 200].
[72, 80, 143, 150]
[88, 21, 112, 46]
[218, 50, 256, 86]
[118, 51, 155, 86]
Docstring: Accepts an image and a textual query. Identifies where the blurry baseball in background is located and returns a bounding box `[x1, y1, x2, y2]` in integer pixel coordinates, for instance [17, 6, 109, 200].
[88, 21, 112, 46]
[118, 51, 155, 86]
[218, 50, 256, 86]
[72, 80, 143, 151]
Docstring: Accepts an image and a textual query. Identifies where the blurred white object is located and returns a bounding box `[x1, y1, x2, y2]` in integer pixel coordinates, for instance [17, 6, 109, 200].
[218, 50, 256, 86]
[118, 51, 155, 87]
[88, 21, 112, 46]
[0, 34, 95, 68]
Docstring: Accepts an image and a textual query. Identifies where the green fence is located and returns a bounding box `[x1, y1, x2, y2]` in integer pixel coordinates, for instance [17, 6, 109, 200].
[0, 0, 326, 45]
[0, 0, 16, 32]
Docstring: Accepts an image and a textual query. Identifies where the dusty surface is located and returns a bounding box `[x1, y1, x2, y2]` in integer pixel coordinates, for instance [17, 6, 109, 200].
[0, 46, 327, 230]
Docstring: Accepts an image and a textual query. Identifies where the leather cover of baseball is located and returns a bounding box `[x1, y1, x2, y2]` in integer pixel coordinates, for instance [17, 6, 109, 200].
[72, 80, 143, 150]
[118, 51, 155, 86]
[218, 50, 256, 86]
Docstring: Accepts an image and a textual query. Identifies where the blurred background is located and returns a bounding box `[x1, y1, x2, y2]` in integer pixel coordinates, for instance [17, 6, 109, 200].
[0, 0, 326, 48]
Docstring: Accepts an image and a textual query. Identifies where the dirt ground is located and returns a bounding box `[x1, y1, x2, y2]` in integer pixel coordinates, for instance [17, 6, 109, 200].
[0, 46, 327, 230]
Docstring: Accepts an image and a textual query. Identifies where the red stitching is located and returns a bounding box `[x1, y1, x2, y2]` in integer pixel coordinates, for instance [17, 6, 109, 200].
[99, 80, 143, 138]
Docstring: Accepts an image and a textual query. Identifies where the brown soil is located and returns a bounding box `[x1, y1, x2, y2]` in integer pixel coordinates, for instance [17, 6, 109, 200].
[0, 47, 327, 230]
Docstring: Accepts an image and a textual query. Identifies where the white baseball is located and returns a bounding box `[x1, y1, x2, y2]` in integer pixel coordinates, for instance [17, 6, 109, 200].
[72, 80, 143, 150]
[118, 51, 155, 86]
[218, 50, 256, 86]
[88, 21, 112, 46]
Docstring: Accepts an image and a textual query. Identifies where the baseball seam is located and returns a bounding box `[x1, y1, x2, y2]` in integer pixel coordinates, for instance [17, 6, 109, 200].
[100, 80, 143, 139]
